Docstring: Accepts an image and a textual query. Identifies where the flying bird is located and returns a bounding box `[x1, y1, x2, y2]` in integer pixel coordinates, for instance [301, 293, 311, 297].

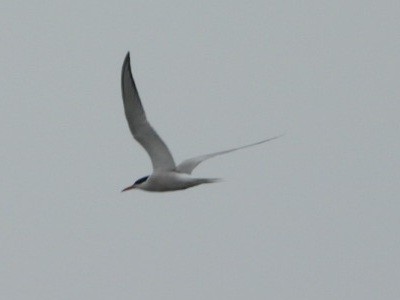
[121, 52, 281, 192]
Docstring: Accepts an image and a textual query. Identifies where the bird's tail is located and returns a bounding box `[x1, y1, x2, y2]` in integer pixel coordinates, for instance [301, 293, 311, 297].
[198, 178, 222, 184]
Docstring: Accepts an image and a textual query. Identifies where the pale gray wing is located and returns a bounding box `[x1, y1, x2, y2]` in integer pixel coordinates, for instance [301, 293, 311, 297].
[121, 52, 175, 171]
[175, 135, 283, 174]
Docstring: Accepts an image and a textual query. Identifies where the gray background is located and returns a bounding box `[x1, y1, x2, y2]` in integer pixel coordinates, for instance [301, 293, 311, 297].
[1, 1, 399, 299]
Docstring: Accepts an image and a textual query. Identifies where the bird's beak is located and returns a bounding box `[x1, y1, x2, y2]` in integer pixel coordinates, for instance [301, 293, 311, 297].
[121, 185, 135, 192]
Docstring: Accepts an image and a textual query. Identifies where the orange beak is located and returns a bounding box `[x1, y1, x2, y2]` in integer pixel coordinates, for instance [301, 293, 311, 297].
[121, 184, 135, 192]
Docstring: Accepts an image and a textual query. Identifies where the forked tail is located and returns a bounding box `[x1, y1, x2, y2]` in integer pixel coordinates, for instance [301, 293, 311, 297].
[198, 178, 222, 184]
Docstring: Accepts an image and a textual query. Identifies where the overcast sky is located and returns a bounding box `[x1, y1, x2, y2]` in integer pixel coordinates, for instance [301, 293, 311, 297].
[1, 1, 399, 299]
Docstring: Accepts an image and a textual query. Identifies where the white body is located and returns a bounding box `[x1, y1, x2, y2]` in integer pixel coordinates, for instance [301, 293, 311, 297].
[137, 172, 219, 192]
[120, 52, 281, 192]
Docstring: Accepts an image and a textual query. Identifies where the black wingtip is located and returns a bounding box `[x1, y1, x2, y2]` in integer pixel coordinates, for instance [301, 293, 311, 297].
[124, 51, 130, 64]
[122, 52, 132, 77]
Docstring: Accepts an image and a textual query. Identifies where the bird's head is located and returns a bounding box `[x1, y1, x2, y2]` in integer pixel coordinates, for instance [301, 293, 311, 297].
[122, 175, 149, 192]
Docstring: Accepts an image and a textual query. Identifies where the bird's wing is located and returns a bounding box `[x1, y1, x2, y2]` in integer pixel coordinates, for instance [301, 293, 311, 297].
[121, 52, 176, 171]
[175, 135, 282, 174]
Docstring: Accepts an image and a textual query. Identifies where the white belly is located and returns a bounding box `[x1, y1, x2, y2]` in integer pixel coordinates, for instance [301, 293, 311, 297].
[140, 172, 216, 192]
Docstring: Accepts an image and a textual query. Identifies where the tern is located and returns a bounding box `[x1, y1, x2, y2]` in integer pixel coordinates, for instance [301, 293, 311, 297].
[121, 52, 281, 192]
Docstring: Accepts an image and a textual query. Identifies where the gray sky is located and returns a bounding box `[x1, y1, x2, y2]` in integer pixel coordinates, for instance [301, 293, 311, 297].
[1, 1, 399, 299]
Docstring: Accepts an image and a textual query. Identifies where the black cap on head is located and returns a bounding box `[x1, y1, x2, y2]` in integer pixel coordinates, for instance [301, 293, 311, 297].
[134, 176, 149, 185]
